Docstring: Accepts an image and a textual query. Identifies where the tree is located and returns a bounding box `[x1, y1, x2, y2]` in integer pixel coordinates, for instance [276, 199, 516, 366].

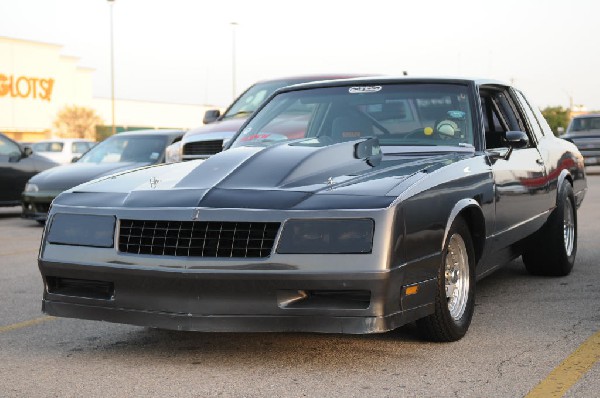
[53, 105, 103, 140]
[541, 106, 570, 136]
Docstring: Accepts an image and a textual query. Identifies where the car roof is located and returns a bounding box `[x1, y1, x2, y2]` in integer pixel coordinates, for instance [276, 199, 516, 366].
[275, 76, 510, 93]
[572, 113, 600, 119]
[34, 138, 95, 143]
[254, 74, 380, 85]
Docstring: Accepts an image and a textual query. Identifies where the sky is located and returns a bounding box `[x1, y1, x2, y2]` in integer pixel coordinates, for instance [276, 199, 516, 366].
[1, 0, 599, 110]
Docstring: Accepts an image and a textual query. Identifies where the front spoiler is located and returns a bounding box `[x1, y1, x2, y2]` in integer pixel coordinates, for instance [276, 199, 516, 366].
[21, 210, 47, 221]
[42, 300, 434, 334]
[21, 193, 54, 221]
[39, 256, 440, 334]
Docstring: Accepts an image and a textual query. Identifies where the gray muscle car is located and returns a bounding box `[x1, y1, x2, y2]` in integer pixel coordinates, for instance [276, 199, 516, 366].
[38, 77, 587, 341]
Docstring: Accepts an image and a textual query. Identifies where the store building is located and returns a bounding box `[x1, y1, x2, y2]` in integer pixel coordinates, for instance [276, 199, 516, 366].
[1, 36, 213, 142]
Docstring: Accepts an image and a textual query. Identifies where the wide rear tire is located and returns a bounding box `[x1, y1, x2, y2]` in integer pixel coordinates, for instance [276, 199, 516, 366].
[416, 216, 476, 342]
[522, 183, 577, 276]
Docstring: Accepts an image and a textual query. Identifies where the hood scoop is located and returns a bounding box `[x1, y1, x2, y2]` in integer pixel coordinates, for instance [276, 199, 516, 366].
[218, 138, 381, 190]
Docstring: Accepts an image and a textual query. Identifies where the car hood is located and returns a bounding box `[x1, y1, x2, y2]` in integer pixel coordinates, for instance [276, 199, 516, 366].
[562, 133, 600, 144]
[183, 118, 246, 139]
[55, 140, 469, 210]
[29, 162, 152, 192]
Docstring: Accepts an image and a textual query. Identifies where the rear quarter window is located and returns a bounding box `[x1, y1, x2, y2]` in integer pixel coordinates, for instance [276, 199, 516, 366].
[515, 90, 545, 141]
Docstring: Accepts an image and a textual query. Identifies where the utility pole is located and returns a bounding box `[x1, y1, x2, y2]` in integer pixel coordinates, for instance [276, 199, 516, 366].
[108, 0, 116, 135]
[231, 22, 238, 100]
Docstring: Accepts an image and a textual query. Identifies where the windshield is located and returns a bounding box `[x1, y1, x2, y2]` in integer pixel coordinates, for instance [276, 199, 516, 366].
[230, 83, 475, 149]
[223, 80, 301, 119]
[78, 135, 167, 164]
[569, 117, 600, 132]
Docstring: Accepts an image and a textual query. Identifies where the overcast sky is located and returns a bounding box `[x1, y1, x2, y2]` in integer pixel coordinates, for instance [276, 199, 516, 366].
[1, 0, 598, 110]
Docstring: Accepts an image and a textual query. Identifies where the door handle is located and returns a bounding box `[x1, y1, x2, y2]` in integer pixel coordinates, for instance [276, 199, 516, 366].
[536, 158, 544, 165]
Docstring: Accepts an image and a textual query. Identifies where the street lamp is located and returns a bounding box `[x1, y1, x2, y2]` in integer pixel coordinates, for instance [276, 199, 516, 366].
[230, 22, 238, 100]
[108, 0, 116, 136]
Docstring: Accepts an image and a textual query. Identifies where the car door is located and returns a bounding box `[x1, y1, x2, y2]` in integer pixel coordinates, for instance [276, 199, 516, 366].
[480, 85, 550, 250]
[512, 90, 557, 210]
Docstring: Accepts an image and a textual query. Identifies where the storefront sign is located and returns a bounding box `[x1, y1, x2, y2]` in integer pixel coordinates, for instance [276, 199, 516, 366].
[0, 74, 54, 101]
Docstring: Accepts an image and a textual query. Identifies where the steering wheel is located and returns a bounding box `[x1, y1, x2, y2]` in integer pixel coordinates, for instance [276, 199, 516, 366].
[434, 119, 460, 140]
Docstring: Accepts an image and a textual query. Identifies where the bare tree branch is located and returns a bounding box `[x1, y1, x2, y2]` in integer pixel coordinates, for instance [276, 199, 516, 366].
[53, 105, 104, 140]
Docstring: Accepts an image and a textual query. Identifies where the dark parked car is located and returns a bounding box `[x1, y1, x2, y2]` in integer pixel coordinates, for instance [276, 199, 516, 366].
[0, 132, 58, 207]
[561, 113, 600, 166]
[38, 77, 586, 342]
[22, 129, 185, 222]
[170, 74, 372, 162]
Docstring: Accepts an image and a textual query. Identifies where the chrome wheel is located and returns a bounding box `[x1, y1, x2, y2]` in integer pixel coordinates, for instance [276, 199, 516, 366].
[445, 233, 470, 321]
[563, 198, 575, 257]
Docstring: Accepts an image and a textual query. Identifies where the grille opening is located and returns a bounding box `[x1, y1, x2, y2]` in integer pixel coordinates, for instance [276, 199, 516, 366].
[34, 203, 51, 213]
[183, 140, 224, 156]
[119, 220, 280, 258]
[46, 277, 114, 300]
[278, 290, 371, 310]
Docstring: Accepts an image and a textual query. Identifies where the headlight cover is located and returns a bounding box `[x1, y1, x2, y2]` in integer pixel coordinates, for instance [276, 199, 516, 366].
[47, 214, 116, 248]
[277, 219, 374, 254]
[165, 141, 182, 163]
[24, 183, 39, 192]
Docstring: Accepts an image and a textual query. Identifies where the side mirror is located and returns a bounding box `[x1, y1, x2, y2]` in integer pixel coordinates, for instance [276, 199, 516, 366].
[203, 109, 221, 124]
[505, 131, 529, 149]
[71, 155, 81, 163]
[354, 137, 382, 167]
[23, 146, 33, 157]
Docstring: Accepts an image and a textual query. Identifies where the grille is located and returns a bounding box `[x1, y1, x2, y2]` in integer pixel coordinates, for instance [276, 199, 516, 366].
[118, 219, 280, 258]
[183, 140, 224, 156]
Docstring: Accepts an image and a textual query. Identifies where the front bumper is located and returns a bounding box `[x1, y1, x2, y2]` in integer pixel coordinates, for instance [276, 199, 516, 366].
[22, 192, 57, 221]
[38, 205, 441, 333]
[39, 259, 438, 334]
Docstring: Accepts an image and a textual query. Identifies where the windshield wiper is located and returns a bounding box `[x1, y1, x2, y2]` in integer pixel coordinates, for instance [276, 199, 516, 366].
[384, 143, 475, 156]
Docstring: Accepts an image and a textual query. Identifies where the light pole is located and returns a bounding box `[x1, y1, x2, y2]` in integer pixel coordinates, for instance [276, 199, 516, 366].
[230, 22, 238, 100]
[108, 0, 116, 136]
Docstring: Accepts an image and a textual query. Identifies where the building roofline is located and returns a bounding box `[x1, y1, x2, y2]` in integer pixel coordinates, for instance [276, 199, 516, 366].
[0, 35, 63, 48]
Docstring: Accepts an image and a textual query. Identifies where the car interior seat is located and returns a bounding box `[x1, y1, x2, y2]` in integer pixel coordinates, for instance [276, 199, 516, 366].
[331, 115, 373, 142]
[120, 139, 162, 162]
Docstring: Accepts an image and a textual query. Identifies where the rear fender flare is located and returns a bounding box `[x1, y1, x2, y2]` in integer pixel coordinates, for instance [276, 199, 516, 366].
[556, 169, 573, 206]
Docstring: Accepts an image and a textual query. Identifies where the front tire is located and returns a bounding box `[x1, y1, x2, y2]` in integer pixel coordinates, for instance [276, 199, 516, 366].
[416, 216, 476, 342]
[522, 183, 577, 276]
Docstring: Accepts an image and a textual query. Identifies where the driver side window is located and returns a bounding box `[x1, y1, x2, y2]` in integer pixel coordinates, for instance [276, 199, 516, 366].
[480, 86, 532, 150]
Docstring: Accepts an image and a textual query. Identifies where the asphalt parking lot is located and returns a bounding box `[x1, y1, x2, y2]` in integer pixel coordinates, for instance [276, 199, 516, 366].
[1, 169, 599, 398]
